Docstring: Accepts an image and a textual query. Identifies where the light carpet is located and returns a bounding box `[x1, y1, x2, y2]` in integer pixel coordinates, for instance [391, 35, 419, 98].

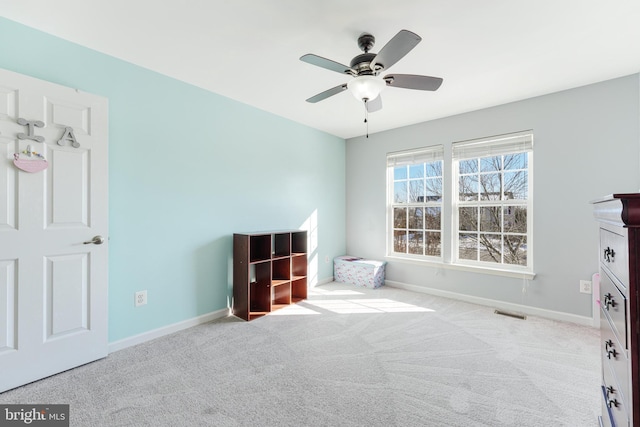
[0, 282, 601, 426]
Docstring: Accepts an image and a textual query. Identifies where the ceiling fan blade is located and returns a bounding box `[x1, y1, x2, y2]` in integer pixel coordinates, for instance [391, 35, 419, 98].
[371, 30, 421, 70]
[306, 84, 348, 103]
[384, 74, 443, 91]
[366, 96, 382, 113]
[300, 54, 354, 75]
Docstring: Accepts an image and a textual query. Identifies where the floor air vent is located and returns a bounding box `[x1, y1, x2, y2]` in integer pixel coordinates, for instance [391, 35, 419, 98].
[494, 309, 527, 320]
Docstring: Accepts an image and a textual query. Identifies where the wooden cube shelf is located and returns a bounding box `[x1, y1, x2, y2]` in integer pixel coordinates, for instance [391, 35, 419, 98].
[233, 231, 308, 321]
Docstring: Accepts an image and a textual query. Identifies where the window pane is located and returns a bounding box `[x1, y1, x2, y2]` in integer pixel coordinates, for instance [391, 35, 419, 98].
[459, 233, 477, 260]
[480, 156, 501, 172]
[504, 171, 528, 200]
[408, 231, 424, 255]
[504, 153, 527, 170]
[394, 207, 407, 228]
[426, 161, 442, 177]
[425, 207, 441, 230]
[394, 182, 408, 203]
[459, 175, 478, 201]
[394, 166, 407, 180]
[504, 206, 527, 233]
[459, 159, 477, 174]
[409, 180, 425, 202]
[394, 230, 407, 253]
[459, 207, 477, 231]
[479, 234, 502, 263]
[426, 177, 442, 201]
[479, 173, 501, 200]
[504, 235, 527, 266]
[409, 164, 424, 179]
[426, 232, 441, 256]
[408, 207, 423, 229]
[480, 206, 501, 232]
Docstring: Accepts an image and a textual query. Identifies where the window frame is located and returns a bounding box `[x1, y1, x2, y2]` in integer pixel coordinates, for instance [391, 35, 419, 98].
[452, 131, 533, 274]
[386, 145, 444, 261]
[385, 131, 534, 279]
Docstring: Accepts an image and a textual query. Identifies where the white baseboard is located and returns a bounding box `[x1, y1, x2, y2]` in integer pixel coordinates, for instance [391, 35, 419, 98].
[108, 308, 230, 353]
[313, 276, 334, 287]
[385, 280, 595, 327]
[109, 277, 335, 353]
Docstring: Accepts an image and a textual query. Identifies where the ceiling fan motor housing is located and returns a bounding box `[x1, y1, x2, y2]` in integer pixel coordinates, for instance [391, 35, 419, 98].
[350, 53, 379, 75]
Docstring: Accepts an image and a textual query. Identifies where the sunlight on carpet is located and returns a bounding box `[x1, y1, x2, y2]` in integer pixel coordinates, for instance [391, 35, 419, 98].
[305, 298, 434, 314]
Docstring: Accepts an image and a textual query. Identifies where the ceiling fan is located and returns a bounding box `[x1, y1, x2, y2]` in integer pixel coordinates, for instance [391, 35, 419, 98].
[300, 30, 443, 113]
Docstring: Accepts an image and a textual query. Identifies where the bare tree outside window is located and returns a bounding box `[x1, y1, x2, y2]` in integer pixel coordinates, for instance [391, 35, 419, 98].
[457, 153, 529, 266]
[391, 156, 443, 257]
[388, 134, 531, 274]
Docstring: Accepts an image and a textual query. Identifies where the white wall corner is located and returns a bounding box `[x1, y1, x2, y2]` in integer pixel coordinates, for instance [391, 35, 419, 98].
[312, 276, 334, 288]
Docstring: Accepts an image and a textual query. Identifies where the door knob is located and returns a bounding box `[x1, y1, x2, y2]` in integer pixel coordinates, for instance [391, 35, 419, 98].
[84, 235, 105, 245]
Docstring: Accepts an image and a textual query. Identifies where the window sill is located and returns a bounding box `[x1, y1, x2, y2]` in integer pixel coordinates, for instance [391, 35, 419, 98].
[384, 255, 536, 280]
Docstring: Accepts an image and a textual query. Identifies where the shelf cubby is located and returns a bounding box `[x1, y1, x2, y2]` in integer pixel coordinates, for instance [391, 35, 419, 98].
[250, 281, 271, 313]
[272, 257, 291, 281]
[273, 233, 291, 258]
[248, 261, 271, 315]
[291, 231, 307, 255]
[292, 254, 307, 278]
[291, 277, 308, 302]
[249, 234, 271, 262]
[272, 282, 291, 306]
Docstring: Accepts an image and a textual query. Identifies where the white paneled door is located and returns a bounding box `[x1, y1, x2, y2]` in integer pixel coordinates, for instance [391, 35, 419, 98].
[0, 68, 108, 393]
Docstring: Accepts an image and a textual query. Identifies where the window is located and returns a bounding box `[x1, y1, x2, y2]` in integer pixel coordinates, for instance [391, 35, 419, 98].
[453, 131, 533, 271]
[387, 146, 444, 259]
[386, 131, 533, 276]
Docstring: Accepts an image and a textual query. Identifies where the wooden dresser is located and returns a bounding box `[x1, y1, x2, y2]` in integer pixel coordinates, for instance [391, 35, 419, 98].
[593, 194, 640, 427]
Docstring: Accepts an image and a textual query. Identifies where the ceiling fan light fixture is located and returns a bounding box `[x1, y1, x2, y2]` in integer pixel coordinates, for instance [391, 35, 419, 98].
[347, 75, 385, 102]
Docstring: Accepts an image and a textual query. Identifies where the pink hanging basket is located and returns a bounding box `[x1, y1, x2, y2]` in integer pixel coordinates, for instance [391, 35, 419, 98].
[13, 154, 49, 173]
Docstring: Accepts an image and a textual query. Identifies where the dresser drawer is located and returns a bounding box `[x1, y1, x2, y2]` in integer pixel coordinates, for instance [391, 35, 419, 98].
[600, 271, 627, 348]
[600, 227, 629, 288]
[601, 312, 630, 409]
[602, 358, 630, 427]
[600, 384, 628, 427]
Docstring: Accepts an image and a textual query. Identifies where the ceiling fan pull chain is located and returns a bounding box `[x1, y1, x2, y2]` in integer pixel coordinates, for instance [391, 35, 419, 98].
[364, 100, 369, 138]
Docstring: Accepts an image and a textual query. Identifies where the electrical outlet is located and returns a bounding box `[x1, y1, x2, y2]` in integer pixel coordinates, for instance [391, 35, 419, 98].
[579, 280, 592, 294]
[135, 290, 147, 307]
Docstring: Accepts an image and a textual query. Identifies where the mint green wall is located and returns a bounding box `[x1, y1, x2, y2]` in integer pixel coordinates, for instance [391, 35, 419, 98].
[0, 18, 346, 342]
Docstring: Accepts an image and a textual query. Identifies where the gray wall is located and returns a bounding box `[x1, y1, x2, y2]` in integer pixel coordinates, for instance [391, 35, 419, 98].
[345, 74, 640, 319]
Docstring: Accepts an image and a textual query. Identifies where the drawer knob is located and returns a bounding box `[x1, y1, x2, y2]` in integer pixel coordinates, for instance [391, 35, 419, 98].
[604, 340, 618, 359]
[603, 293, 616, 310]
[605, 386, 618, 409]
[606, 386, 616, 398]
[604, 247, 615, 262]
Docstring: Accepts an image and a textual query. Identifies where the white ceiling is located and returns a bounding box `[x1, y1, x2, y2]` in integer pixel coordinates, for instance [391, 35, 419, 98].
[2, 0, 640, 139]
